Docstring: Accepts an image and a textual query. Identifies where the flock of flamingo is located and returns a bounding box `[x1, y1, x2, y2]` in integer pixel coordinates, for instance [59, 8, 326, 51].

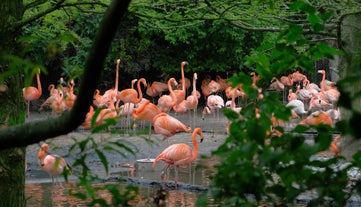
[23, 60, 342, 184]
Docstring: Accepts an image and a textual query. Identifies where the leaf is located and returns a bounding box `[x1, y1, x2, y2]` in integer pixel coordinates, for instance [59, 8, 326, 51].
[95, 149, 109, 174]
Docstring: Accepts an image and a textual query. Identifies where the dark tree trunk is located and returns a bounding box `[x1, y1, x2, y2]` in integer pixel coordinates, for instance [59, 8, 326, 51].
[0, 0, 26, 206]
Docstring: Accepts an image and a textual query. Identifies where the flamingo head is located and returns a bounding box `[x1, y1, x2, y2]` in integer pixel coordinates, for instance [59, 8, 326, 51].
[181, 61, 188, 67]
[317, 70, 325, 74]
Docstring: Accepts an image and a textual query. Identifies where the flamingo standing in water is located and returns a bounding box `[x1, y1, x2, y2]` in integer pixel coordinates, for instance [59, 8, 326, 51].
[152, 112, 192, 141]
[23, 68, 42, 117]
[152, 127, 204, 185]
[37, 143, 71, 182]
[157, 78, 178, 113]
[132, 99, 161, 135]
[173, 61, 188, 105]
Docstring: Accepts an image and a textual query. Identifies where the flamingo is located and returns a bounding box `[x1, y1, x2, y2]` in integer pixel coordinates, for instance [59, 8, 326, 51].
[287, 89, 297, 102]
[40, 84, 60, 110]
[317, 70, 340, 106]
[117, 78, 147, 106]
[132, 99, 161, 121]
[157, 78, 178, 113]
[23, 68, 42, 117]
[267, 77, 285, 92]
[298, 110, 333, 127]
[202, 94, 225, 120]
[280, 74, 293, 87]
[146, 81, 168, 101]
[286, 99, 307, 117]
[63, 79, 77, 110]
[152, 127, 204, 185]
[81, 106, 94, 129]
[173, 61, 188, 105]
[99, 59, 121, 107]
[152, 112, 192, 141]
[184, 73, 200, 122]
[216, 75, 230, 93]
[37, 143, 71, 182]
[290, 70, 307, 84]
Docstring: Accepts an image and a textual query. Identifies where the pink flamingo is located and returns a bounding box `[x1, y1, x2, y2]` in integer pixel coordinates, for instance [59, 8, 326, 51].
[157, 78, 178, 113]
[23, 68, 42, 117]
[146, 81, 168, 101]
[173, 61, 188, 105]
[37, 143, 71, 182]
[317, 70, 340, 106]
[152, 127, 204, 185]
[152, 112, 192, 141]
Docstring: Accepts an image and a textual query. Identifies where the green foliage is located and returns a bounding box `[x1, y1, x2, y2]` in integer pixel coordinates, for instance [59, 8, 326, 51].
[201, 1, 358, 206]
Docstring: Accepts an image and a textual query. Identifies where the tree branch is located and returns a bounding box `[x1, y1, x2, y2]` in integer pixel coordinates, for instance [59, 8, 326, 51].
[13, 0, 109, 30]
[0, 0, 132, 150]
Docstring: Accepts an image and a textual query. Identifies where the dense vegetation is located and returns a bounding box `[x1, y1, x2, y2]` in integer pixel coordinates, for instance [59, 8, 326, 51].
[1, 0, 361, 206]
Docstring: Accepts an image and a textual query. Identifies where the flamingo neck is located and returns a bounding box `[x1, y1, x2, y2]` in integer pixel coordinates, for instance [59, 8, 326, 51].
[192, 74, 197, 96]
[168, 79, 178, 106]
[36, 73, 42, 95]
[191, 130, 200, 162]
[135, 79, 144, 103]
[115, 60, 119, 91]
[181, 64, 185, 92]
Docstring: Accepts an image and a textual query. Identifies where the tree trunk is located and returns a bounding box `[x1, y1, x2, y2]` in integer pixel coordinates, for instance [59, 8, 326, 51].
[337, 12, 361, 160]
[0, 0, 26, 206]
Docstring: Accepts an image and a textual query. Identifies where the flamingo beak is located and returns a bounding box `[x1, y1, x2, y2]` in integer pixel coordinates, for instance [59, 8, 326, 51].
[200, 135, 204, 143]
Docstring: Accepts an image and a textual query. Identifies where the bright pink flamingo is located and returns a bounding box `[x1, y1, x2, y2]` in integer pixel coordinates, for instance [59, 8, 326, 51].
[152, 127, 204, 185]
[152, 112, 192, 141]
[37, 143, 71, 182]
[23, 68, 42, 117]
[117, 78, 146, 105]
[173, 61, 188, 105]
[157, 78, 178, 112]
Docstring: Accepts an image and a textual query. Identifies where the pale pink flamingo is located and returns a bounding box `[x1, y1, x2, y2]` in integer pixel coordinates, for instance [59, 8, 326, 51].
[99, 59, 121, 107]
[317, 70, 340, 106]
[184, 73, 200, 125]
[202, 94, 225, 120]
[157, 78, 178, 113]
[37, 143, 71, 182]
[287, 89, 297, 102]
[152, 112, 192, 141]
[267, 77, 285, 92]
[286, 99, 307, 117]
[23, 68, 42, 117]
[152, 127, 204, 185]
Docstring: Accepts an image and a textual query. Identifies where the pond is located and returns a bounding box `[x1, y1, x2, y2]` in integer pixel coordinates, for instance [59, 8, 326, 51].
[25, 160, 216, 207]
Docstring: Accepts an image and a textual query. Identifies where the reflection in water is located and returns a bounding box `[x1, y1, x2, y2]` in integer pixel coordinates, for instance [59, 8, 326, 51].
[25, 182, 209, 207]
[26, 182, 85, 207]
